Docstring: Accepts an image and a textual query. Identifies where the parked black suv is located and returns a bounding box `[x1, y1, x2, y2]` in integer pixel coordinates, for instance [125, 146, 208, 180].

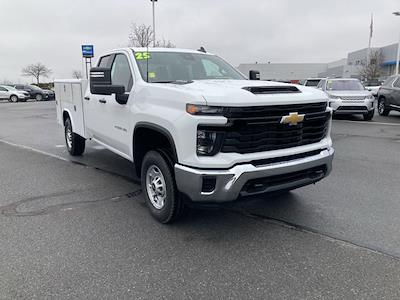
[13, 84, 55, 101]
[377, 75, 400, 116]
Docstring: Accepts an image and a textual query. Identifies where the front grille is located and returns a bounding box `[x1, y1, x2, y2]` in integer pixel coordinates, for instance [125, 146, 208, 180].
[219, 102, 329, 154]
[241, 165, 327, 195]
[337, 106, 367, 111]
[338, 95, 366, 101]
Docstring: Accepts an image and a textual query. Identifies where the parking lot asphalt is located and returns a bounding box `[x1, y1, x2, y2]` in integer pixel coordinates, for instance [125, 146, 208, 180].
[1, 101, 400, 299]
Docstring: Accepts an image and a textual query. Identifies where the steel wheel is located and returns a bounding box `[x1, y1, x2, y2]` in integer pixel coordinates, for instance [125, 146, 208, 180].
[146, 165, 167, 210]
[65, 124, 73, 150]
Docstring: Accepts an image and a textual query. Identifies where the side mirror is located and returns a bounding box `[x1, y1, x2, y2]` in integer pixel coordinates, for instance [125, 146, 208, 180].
[90, 67, 127, 104]
[249, 70, 260, 80]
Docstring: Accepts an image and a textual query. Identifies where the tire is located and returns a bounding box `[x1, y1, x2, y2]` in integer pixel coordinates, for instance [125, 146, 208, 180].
[141, 150, 185, 224]
[363, 109, 374, 121]
[378, 97, 390, 116]
[10, 95, 18, 103]
[64, 118, 85, 156]
[35, 94, 43, 101]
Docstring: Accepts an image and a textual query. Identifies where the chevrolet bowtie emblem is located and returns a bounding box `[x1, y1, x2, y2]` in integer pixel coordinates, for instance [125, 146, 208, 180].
[280, 112, 305, 126]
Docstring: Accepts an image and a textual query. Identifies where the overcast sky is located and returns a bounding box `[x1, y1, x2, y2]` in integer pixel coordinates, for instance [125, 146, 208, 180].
[0, 0, 399, 83]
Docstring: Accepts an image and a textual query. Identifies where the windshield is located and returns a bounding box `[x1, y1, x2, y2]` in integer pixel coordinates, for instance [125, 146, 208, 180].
[4, 86, 17, 91]
[305, 79, 321, 87]
[326, 80, 364, 91]
[30, 85, 42, 91]
[134, 51, 245, 83]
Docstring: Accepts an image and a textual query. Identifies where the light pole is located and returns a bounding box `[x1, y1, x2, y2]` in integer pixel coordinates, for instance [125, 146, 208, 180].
[393, 11, 400, 75]
[151, 0, 158, 47]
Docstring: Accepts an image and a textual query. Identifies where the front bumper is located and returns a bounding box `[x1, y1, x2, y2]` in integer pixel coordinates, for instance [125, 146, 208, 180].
[175, 148, 334, 203]
[330, 98, 374, 114]
[18, 95, 29, 100]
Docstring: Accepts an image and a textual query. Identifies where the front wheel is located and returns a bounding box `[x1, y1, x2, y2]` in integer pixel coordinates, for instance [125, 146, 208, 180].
[64, 118, 85, 156]
[363, 109, 374, 121]
[378, 98, 390, 116]
[141, 150, 185, 224]
[10, 95, 18, 103]
[35, 94, 43, 101]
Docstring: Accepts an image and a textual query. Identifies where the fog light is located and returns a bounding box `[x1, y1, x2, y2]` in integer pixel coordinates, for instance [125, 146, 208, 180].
[202, 176, 216, 193]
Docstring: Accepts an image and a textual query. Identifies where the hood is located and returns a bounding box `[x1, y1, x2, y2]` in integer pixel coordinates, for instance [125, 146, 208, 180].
[326, 90, 371, 97]
[162, 80, 328, 106]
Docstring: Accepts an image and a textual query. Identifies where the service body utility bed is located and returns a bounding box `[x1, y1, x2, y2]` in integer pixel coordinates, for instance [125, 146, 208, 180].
[54, 79, 87, 138]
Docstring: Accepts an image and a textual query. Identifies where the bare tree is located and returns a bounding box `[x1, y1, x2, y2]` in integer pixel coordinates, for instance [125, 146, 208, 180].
[21, 63, 52, 84]
[155, 38, 175, 48]
[128, 23, 176, 48]
[128, 23, 153, 47]
[1, 78, 13, 85]
[359, 50, 384, 83]
[72, 70, 82, 79]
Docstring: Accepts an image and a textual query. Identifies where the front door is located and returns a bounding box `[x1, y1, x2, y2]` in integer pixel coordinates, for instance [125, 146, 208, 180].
[392, 77, 400, 108]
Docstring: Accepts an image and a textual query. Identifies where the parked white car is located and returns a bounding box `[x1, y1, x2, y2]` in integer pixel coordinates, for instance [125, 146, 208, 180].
[0, 85, 29, 102]
[55, 47, 334, 223]
[317, 78, 375, 120]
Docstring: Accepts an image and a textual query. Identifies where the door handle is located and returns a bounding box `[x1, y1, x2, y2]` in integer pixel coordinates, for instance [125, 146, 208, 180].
[84, 96, 90, 101]
[99, 99, 107, 104]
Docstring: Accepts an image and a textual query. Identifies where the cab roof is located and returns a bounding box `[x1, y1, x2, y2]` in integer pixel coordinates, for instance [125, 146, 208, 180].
[106, 47, 214, 55]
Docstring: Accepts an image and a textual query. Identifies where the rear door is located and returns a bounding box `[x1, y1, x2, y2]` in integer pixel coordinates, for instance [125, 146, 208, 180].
[84, 54, 113, 142]
[0, 86, 8, 99]
[101, 52, 134, 156]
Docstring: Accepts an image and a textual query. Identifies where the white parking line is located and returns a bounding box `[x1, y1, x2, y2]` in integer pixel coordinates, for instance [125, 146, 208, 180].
[0, 139, 69, 162]
[335, 120, 400, 126]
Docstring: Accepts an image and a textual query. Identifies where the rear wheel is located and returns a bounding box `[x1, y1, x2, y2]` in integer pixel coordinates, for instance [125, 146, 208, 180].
[64, 118, 85, 156]
[378, 98, 390, 116]
[363, 109, 374, 121]
[141, 150, 185, 224]
[10, 95, 18, 103]
[35, 94, 43, 101]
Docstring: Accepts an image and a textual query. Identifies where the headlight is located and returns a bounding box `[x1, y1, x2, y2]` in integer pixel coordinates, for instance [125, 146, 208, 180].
[366, 94, 375, 100]
[196, 129, 223, 156]
[328, 95, 340, 99]
[186, 104, 225, 115]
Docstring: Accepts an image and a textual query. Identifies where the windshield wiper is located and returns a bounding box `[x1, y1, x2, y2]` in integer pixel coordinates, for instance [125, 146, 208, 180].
[151, 80, 193, 85]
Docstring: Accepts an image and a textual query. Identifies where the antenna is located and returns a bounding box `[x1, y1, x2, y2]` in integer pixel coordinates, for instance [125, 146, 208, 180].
[197, 46, 206, 53]
[146, 44, 149, 82]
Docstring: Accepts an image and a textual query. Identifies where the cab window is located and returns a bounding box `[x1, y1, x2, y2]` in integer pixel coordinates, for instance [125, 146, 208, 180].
[98, 55, 111, 68]
[110, 54, 133, 92]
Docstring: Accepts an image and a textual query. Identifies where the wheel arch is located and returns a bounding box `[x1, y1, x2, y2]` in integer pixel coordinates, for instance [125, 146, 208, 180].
[133, 122, 178, 178]
[62, 109, 75, 128]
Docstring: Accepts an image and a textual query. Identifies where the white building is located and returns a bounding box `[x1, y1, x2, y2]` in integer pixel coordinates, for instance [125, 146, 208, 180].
[238, 43, 399, 82]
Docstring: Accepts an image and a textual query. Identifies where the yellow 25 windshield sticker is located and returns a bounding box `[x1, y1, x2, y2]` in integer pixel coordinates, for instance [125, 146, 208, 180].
[135, 52, 151, 60]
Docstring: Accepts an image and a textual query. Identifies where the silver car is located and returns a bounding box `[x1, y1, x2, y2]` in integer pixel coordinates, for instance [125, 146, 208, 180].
[317, 78, 375, 121]
[0, 85, 29, 102]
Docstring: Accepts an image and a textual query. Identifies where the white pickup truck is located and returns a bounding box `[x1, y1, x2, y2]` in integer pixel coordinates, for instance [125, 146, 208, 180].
[55, 47, 334, 223]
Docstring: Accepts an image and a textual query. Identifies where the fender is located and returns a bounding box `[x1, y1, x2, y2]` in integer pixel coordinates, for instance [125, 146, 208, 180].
[134, 122, 178, 162]
[62, 108, 75, 130]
